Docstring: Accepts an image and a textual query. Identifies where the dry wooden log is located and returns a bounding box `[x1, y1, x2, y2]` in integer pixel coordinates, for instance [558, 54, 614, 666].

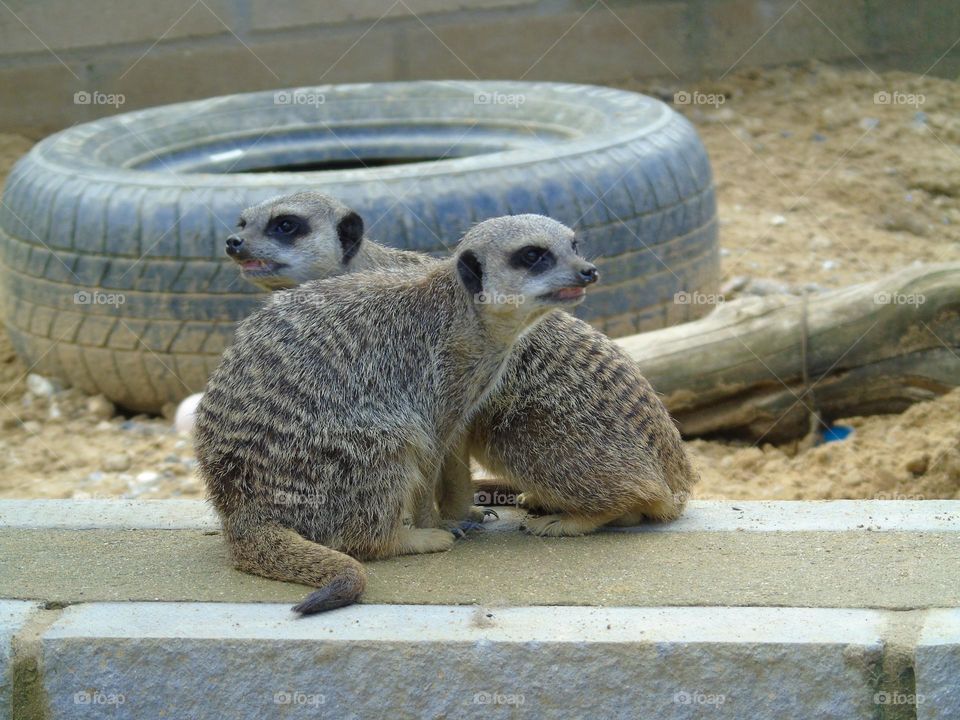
[615, 263, 960, 443]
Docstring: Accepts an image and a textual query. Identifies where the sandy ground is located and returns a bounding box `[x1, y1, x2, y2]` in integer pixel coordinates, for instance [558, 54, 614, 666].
[0, 63, 958, 501]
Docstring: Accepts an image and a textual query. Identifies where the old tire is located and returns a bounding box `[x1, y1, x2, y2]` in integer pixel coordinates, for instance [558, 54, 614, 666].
[0, 81, 718, 413]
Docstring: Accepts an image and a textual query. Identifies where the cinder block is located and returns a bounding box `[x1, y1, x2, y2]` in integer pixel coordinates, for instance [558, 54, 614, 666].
[85, 32, 397, 112]
[0, 62, 88, 137]
[249, 0, 537, 32]
[703, 0, 870, 72]
[0, 0, 236, 55]
[919, 0, 960, 53]
[400, 4, 693, 83]
[40, 603, 885, 720]
[916, 609, 960, 720]
[1, 601, 41, 715]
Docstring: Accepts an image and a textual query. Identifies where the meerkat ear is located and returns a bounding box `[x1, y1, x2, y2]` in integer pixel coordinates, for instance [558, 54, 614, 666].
[457, 250, 483, 296]
[337, 211, 364, 264]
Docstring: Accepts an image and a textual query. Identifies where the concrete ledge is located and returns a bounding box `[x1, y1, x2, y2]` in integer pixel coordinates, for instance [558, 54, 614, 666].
[1, 602, 39, 718]
[917, 610, 960, 720]
[2, 500, 959, 609]
[3, 499, 958, 532]
[3, 500, 960, 719]
[38, 603, 887, 720]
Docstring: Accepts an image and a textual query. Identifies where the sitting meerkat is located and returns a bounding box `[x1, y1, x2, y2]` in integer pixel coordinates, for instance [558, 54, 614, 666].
[196, 214, 598, 613]
[224, 191, 699, 538]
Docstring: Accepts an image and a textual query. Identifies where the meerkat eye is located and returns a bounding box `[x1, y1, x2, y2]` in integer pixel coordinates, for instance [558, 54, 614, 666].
[237, 218, 246, 229]
[267, 215, 307, 242]
[509, 245, 555, 274]
[571, 239, 580, 254]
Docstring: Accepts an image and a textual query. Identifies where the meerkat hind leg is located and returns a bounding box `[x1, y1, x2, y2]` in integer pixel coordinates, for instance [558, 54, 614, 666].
[607, 498, 684, 527]
[522, 510, 624, 538]
[395, 526, 456, 555]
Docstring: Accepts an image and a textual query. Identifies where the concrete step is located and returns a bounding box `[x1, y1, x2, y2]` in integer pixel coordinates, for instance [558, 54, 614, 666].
[2, 500, 959, 719]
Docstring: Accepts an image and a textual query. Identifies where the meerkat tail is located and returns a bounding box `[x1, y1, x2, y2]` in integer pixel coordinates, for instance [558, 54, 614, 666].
[228, 523, 366, 614]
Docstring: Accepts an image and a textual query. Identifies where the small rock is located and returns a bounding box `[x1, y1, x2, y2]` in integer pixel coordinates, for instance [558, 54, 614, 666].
[746, 278, 791, 296]
[84, 471, 105, 483]
[103, 453, 132, 473]
[22, 420, 42, 435]
[822, 260, 838, 271]
[136, 471, 160, 484]
[811, 132, 827, 142]
[906, 454, 929, 476]
[879, 211, 928, 237]
[810, 234, 832, 250]
[770, 214, 787, 226]
[720, 276, 750, 295]
[86, 395, 116, 420]
[859, 117, 879, 130]
[26, 374, 58, 397]
[47, 403, 62, 422]
[95, 420, 113, 431]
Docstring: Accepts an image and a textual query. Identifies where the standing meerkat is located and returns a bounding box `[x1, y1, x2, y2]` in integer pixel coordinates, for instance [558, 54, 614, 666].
[196, 214, 598, 613]
[226, 191, 699, 536]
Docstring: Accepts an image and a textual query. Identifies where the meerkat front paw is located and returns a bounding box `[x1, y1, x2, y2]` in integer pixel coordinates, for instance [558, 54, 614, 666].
[517, 491, 552, 514]
[396, 527, 456, 555]
[466, 505, 499, 522]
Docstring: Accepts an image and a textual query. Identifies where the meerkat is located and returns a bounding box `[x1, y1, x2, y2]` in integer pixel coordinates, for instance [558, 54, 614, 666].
[196, 214, 598, 613]
[225, 191, 699, 537]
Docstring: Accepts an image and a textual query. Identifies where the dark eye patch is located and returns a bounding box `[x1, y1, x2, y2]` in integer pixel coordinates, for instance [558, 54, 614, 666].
[266, 214, 309, 243]
[571, 238, 579, 254]
[509, 245, 555, 274]
[237, 218, 247, 229]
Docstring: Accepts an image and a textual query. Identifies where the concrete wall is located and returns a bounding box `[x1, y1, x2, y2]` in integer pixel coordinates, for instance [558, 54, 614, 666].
[0, 0, 956, 136]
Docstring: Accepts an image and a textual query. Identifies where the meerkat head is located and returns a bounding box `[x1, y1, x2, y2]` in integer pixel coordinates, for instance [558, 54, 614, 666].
[225, 191, 365, 290]
[454, 214, 598, 326]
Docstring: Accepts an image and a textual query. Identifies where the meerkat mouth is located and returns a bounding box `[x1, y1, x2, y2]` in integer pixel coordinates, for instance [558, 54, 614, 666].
[237, 258, 286, 275]
[543, 287, 587, 303]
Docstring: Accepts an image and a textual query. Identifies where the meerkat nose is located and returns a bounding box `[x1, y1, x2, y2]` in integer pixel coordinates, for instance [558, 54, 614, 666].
[226, 235, 244, 256]
[579, 266, 599, 285]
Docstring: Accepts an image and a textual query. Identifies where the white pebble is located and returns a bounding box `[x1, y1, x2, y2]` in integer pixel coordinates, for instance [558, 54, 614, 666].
[770, 214, 787, 226]
[136, 471, 160, 484]
[174, 393, 204, 435]
[822, 260, 838, 270]
[103, 453, 132, 472]
[26, 374, 57, 397]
